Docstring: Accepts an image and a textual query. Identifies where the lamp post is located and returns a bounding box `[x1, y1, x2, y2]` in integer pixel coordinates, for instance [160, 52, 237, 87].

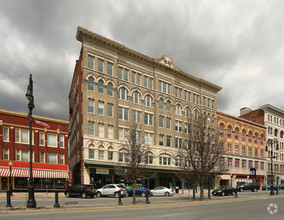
[9, 161, 13, 193]
[26, 74, 36, 208]
[6, 161, 13, 209]
[265, 138, 279, 196]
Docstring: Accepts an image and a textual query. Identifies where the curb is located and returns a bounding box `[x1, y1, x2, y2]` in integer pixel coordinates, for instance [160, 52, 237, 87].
[1, 194, 284, 215]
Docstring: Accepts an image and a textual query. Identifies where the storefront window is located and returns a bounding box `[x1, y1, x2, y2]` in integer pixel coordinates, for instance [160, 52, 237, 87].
[55, 178, 66, 189]
[44, 178, 54, 189]
[15, 177, 28, 189]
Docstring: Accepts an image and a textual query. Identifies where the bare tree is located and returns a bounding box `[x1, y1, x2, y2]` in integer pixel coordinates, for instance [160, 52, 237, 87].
[178, 109, 225, 201]
[115, 123, 150, 205]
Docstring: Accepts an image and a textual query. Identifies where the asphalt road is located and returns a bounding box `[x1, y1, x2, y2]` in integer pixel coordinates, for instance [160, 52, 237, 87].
[0, 195, 283, 220]
[0, 190, 283, 210]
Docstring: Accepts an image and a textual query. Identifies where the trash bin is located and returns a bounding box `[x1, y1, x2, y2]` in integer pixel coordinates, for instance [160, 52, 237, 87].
[175, 186, 179, 194]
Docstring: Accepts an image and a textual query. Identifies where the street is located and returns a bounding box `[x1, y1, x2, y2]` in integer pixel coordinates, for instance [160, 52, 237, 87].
[0, 195, 283, 220]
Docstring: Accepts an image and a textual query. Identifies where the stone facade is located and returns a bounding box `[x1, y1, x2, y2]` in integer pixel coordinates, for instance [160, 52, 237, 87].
[69, 26, 222, 189]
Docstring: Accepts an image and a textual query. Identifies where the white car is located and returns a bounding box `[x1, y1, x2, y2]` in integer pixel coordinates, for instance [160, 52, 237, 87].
[151, 186, 174, 196]
[96, 184, 128, 198]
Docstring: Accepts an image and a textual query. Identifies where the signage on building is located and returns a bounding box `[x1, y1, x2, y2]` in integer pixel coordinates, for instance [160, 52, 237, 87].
[0, 160, 68, 171]
[96, 168, 109, 175]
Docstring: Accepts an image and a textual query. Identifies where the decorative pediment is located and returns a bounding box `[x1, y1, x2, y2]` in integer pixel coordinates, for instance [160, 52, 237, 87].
[155, 55, 181, 71]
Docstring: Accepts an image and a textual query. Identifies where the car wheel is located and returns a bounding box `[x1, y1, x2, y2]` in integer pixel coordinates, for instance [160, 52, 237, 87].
[240, 189, 243, 192]
[165, 192, 170, 197]
[97, 192, 102, 197]
[253, 188, 257, 192]
[232, 191, 235, 196]
[141, 192, 146, 197]
[114, 192, 119, 198]
[66, 192, 70, 198]
[222, 192, 225, 196]
[82, 192, 87, 198]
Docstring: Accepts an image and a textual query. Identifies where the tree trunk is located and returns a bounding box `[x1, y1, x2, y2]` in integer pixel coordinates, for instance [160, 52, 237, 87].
[200, 185, 204, 201]
[132, 181, 137, 205]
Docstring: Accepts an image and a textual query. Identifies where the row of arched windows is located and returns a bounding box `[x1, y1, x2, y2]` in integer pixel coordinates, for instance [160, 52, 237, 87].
[219, 124, 264, 144]
[268, 127, 284, 138]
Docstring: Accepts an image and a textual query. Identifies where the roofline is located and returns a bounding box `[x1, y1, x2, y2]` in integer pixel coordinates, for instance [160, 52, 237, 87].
[76, 26, 222, 93]
[259, 104, 284, 116]
[217, 111, 266, 129]
[0, 109, 69, 125]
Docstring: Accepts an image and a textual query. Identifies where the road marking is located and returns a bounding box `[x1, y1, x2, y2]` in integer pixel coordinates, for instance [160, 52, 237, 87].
[157, 213, 187, 218]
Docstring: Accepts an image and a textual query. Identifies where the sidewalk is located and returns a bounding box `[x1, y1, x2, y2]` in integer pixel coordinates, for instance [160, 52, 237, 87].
[0, 192, 66, 198]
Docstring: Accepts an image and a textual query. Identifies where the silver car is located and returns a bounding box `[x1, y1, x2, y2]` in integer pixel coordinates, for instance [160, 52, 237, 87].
[96, 184, 128, 198]
[151, 186, 174, 196]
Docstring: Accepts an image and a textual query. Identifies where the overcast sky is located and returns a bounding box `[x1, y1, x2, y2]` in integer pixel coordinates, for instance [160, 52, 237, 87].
[1, 0, 284, 121]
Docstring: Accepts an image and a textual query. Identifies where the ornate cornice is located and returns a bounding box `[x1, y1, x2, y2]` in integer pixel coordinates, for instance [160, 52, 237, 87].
[76, 26, 222, 93]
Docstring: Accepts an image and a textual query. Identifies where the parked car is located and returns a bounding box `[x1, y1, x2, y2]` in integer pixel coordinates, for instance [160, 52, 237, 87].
[126, 186, 151, 197]
[212, 185, 236, 196]
[96, 184, 128, 198]
[238, 183, 260, 192]
[65, 184, 96, 198]
[262, 185, 281, 191]
[281, 184, 284, 190]
[150, 186, 174, 196]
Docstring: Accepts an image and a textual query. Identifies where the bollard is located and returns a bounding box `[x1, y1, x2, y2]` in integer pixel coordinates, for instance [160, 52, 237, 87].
[118, 190, 123, 206]
[146, 191, 150, 204]
[53, 191, 60, 208]
[208, 188, 211, 200]
[234, 188, 238, 198]
[193, 189, 196, 200]
[6, 190, 13, 209]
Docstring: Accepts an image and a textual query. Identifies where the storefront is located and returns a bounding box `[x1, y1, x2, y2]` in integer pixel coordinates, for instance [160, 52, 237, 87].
[0, 160, 69, 191]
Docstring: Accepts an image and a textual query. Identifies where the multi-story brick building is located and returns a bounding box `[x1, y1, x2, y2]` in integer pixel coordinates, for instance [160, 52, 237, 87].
[217, 111, 266, 187]
[69, 26, 222, 189]
[0, 109, 69, 191]
[240, 104, 284, 185]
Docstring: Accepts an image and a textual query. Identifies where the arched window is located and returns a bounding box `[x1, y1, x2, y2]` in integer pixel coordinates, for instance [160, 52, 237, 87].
[242, 130, 246, 141]
[88, 77, 94, 91]
[280, 131, 283, 139]
[248, 131, 252, 142]
[175, 104, 182, 115]
[227, 126, 232, 138]
[254, 133, 258, 144]
[260, 135, 264, 145]
[219, 124, 224, 136]
[159, 98, 164, 110]
[107, 83, 113, 96]
[194, 109, 199, 119]
[144, 95, 153, 107]
[274, 129, 278, 137]
[235, 128, 239, 139]
[98, 80, 104, 94]
[185, 107, 190, 117]
[166, 100, 171, 112]
[118, 87, 128, 101]
[132, 91, 141, 104]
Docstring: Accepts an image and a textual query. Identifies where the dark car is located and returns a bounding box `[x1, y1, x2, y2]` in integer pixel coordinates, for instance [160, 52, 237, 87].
[65, 184, 96, 198]
[127, 186, 151, 197]
[212, 185, 236, 196]
[238, 183, 260, 192]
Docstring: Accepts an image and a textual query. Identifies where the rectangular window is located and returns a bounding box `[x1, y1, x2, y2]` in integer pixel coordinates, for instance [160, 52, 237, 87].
[108, 125, 114, 139]
[59, 135, 64, 148]
[144, 76, 148, 88]
[166, 136, 171, 147]
[88, 55, 94, 69]
[107, 62, 113, 75]
[118, 107, 129, 121]
[166, 118, 171, 129]
[260, 162, 264, 170]
[47, 134, 57, 147]
[132, 110, 142, 123]
[124, 69, 129, 81]
[137, 73, 141, 85]
[59, 154, 64, 164]
[145, 156, 153, 164]
[3, 127, 9, 141]
[89, 149, 94, 159]
[175, 138, 182, 148]
[3, 149, 9, 160]
[159, 134, 164, 146]
[249, 160, 253, 168]
[118, 67, 123, 79]
[159, 80, 170, 94]
[212, 100, 215, 109]
[144, 113, 153, 126]
[242, 146, 246, 155]
[149, 78, 153, 89]
[175, 120, 182, 132]
[235, 159, 240, 168]
[228, 158, 233, 168]
[227, 143, 231, 153]
[39, 132, 45, 146]
[48, 153, 57, 164]
[98, 124, 104, 138]
[144, 132, 153, 145]
[98, 59, 104, 72]
[88, 99, 94, 113]
[40, 152, 45, 163]
[196, 95, 199, 104]
[98, 101, 104, 115]
[99, 150, 104, 160]
[88, 121, 95, 135]
[108, 151, 113, 161]
[255, 161, 259, 169]
[203, 97, 206, 106]
[22, 150, 29, 162]
[235, 145, 239, 154]
[118, 128, 128, 141]
[242, 160, 246, 168]
[193, 94, 196, 104]
[159, 116, 164, 128]
[16, 150, 20, 161]
[132, 72, 136, 83]
[107, 103, 113, 117]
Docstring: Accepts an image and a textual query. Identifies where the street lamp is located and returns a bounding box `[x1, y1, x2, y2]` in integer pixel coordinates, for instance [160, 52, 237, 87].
[6, 161, 13, 209]
[9, 161, 12, 193]
[265, 138, 279, 196]
[26, 74, 36, 208]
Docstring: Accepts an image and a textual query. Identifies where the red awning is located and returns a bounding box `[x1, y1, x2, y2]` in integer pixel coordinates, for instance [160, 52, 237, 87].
[0, 168, 69, 179]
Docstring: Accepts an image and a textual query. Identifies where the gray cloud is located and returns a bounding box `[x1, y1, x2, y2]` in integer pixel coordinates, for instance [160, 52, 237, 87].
[0, 0, 284, 121]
